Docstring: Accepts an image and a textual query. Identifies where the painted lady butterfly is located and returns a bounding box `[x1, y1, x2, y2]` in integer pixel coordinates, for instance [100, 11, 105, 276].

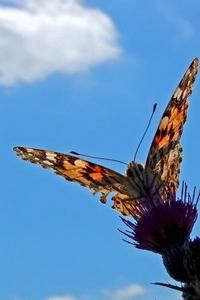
[14, 58, 199, 217]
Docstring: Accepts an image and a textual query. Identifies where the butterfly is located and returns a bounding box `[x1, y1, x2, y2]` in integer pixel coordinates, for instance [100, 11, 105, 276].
[14, 58, 199, 217]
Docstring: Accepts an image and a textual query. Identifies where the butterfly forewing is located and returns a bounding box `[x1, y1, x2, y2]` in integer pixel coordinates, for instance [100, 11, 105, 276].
[145, 58, 199, 193]
[14, 146, 134, 213]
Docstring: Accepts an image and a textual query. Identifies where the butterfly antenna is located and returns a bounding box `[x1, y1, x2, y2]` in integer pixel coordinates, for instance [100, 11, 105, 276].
[70, 151, 128, 166]
[133, 103, 157, 161]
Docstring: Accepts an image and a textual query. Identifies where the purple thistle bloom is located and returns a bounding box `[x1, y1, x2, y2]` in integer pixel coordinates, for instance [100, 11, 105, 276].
[120, 184, 198, 255]
[120, 183, 200, 299]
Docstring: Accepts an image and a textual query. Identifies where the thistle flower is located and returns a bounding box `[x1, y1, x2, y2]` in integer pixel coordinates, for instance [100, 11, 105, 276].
[120, 183, 200, 298]
[120, 184, 199, 255]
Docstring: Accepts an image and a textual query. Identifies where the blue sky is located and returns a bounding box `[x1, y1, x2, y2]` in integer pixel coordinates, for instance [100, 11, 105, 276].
[1, 0, 200, 299]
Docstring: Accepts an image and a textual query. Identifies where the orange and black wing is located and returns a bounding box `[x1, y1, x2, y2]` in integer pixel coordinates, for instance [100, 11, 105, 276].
[14, 146, 133, 215]
[145, 58, 199, 192]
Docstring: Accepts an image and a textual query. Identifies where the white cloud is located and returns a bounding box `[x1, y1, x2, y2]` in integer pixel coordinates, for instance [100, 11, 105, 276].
[103, 284, 146, 299]
[0, 0, 121, 86]
[47, 295, 77, 300]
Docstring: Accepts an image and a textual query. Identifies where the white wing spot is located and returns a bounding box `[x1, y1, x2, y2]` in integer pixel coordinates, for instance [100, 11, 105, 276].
[43, 160, 54, 166]
[173, 87, 182, 99]
[26, 148, 34, 153]
[159, 116, 169, 130]
[46, 152, 57, 162]
[74, 159, 88, 167]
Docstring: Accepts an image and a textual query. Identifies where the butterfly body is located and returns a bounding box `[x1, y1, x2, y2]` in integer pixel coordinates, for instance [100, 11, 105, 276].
[14, 58, 199, 217]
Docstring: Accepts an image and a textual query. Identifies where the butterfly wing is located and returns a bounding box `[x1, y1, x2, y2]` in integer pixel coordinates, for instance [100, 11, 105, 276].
[145, 58, 199, 192]
[14, 146, 134, 215]
[13, 59, 199, 217]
